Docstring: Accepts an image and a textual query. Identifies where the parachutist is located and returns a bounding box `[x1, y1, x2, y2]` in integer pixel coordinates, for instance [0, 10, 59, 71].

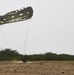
[21, 55, 27, 62]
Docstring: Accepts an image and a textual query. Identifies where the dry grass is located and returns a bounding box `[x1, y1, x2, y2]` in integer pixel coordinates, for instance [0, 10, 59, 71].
[0, 61, 74, 75]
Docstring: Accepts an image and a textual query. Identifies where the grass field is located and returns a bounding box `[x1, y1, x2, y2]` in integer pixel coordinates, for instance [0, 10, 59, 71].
[0, 61, 74, 75]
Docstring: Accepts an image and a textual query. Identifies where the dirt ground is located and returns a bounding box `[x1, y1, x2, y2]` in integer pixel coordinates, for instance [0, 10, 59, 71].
[0, 61, 74, 75]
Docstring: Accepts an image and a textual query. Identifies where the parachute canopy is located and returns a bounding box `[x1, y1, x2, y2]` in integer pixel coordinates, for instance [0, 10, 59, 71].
[0, 6, 33, 25]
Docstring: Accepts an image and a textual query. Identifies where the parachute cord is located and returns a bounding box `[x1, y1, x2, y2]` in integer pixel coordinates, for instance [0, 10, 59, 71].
[5, 24, 16, 49]
[8, 25, 16, 50]
[16, 23, 22, 52]
[0, 24, 17, 50]
[24, 23, 27, 55]
[20, 23, 23, 53]
[17, 21, 24, 54]
[24, 19, 32, 55]
[0, 26, 9, 48]
[20, 21, 26, 55]
[16, 24, 19, 51]
[21, 22, 24, 54]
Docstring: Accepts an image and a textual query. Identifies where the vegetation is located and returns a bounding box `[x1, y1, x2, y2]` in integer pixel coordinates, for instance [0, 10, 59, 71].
[26, 52, 74, 61]
[0, 49, 22, 61]
[0, 49, 74, 61]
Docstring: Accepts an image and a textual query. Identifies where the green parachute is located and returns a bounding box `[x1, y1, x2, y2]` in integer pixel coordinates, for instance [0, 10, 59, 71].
[0, 7, 33, 25]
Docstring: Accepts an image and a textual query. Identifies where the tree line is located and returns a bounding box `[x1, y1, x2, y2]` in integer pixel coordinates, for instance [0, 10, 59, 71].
[0, 49, 74, 61]
[0, 49, 22, 61]
[26, 53, 74, 61]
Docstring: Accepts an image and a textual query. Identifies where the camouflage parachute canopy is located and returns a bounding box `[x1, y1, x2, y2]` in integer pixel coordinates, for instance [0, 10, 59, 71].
[0, 6, 33, 25]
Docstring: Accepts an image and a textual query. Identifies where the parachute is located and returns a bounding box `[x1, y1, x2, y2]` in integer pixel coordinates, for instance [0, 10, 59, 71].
[0, 6, 33, 59]
[0, 7, 33, 25]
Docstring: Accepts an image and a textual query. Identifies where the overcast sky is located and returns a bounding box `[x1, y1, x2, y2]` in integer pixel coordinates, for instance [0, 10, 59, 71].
[0, 0, 74, 55]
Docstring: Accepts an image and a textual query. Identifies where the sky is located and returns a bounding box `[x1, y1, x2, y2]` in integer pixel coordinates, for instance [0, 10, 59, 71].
[0, 0, 74, 55]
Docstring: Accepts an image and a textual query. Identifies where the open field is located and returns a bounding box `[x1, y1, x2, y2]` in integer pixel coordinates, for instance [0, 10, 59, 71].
[0, 61, 74, 75]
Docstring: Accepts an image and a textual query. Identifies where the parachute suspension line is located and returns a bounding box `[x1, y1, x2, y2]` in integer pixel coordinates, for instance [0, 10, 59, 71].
[8, 25, 16, 50]
[20, 22, 25, 54]
[0, 25, 17, 50]
[22, 19, 32, 62]
[24, 19, 32, 55]
[5, 25, 16, 49]
[20, 23, 24, 54]
[24, 22, 27, 55]
[19, 21, 26, 55]
[16, 24, 21, 52]
[16, 23, 22, 52]
[8, 23, 22, 51]
[0, 26, 9, 48]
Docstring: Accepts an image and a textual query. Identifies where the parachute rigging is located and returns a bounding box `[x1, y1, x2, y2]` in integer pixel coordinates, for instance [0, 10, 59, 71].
[0, 6, 33, 60]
